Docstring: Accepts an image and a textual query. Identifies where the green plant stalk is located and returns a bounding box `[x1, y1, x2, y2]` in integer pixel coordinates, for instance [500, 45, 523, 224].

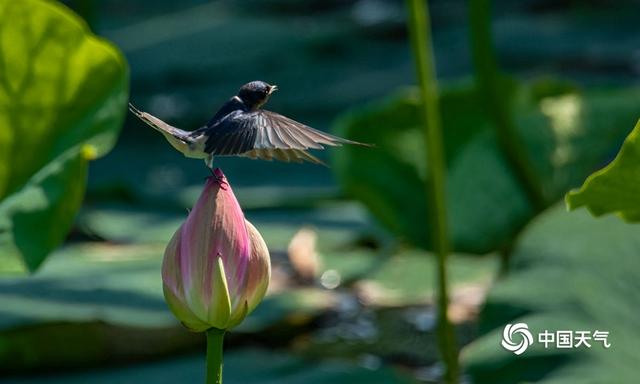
[468, 0, 546, 211]
[206, 328, 225, 384]
[405, 0, 459, 383]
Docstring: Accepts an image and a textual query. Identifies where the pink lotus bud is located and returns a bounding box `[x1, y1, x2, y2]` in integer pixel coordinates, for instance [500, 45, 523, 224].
[162, 169, 270, 332]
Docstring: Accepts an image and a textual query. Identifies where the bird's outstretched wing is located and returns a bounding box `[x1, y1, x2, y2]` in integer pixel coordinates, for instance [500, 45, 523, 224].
[205, 110, 369, 165]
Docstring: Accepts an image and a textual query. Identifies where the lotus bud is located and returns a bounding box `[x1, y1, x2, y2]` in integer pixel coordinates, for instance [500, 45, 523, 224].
[162, 169, 270, 332]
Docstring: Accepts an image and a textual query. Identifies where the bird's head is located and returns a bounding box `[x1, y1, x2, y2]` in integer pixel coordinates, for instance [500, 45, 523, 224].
[237, 81, 277, 109]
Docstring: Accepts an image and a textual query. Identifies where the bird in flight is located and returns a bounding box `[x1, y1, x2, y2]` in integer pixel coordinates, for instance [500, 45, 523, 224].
[129, 81, 369, 168]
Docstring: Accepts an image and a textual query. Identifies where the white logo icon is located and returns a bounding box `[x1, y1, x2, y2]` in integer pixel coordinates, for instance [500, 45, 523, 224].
[501, 323, 534, 355]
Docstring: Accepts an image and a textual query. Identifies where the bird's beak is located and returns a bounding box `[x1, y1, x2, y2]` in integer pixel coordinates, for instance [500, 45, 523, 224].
[268, 85, 278, 95]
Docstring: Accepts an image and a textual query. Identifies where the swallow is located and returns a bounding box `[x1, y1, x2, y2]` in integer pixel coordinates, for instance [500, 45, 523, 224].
[129, 81, 369, 168]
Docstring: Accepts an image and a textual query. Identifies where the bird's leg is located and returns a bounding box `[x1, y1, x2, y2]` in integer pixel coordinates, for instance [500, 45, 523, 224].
[205, 154, 214, 170]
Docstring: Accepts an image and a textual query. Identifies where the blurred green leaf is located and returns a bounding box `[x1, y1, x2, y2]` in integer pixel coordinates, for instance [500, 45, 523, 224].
[237, 288, 337, 333]
[333, 84, 515, 253]
[0, 243, 340, 370]
[78, 201, 371, 250]
[351, 251, 497, 306]
[0, 242, 323, 332]
[517, 89, 640, 198]
[0, 148, 88, 273]
[78, 204, 184, 244]
[0, 244, 170, 332]
[0, 242, 495, 370]
[0, 0, 128, 272]
[333, 82, 639, 253]
[3, 348, 414, 384]
[566, 119, 640, 220]
[463, 205, 640, 383]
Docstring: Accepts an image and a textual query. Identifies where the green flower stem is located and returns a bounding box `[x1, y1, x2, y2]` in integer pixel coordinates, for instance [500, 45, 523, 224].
[405, 0, 459, 383]
[206, 328, 225, 384]
[469, 0, 546, 211]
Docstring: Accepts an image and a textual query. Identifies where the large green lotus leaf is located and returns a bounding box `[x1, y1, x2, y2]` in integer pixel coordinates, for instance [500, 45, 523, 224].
[332, 83, 639, 253]
[566, 120, 640, 220]
[0, 243, 334, 332]
[518, 89, 640, 198]
[0, 243, 340, 371]
[318, 249, 497, 306]
[0, 147, 88, 274]
[0, 0, 128, 272]
[463, 205, 639, 383]
[3, 348, 414, 384]
[360, 251, 497, 306]
[0, 241, 495, 371]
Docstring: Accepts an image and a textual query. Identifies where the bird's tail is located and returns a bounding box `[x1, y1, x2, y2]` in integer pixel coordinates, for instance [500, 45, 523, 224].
[128, 103, 192, 143]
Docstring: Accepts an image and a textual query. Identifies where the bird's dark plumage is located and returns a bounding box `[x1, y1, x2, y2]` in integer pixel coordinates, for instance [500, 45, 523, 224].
[130, 81, 369, 167]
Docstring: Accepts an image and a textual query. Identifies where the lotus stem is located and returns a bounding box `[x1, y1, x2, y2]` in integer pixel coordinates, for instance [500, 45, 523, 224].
[406, 0, 459, 382]
[206, 328, 225, 384]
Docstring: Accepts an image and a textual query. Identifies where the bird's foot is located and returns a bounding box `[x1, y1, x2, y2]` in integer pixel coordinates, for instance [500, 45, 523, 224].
[205, 167, 228, 190]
